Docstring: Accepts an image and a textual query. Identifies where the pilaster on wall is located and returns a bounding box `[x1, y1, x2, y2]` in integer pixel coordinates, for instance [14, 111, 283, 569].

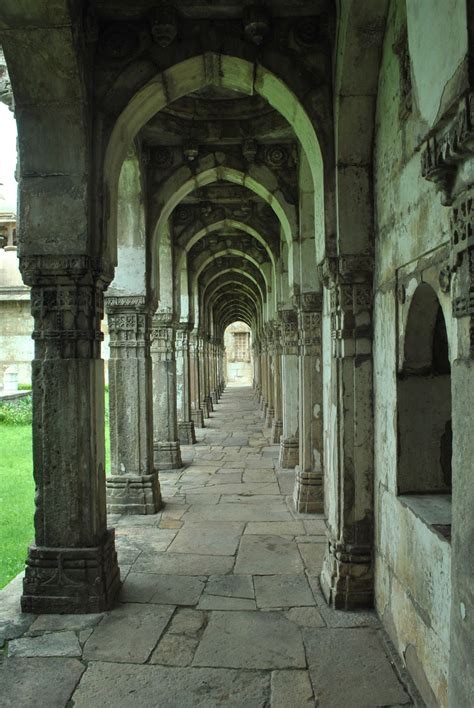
[19, 255, 120, 613]
[320, 256, 374, 610]
[421, 91, 474, 707]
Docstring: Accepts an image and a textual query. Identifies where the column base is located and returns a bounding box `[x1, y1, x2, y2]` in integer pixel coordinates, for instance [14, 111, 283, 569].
[279, 436, 299, 468]
[271, 418, 283, 443]
[178, 420, 196, 445]
[204, 396, 213, 414]
[259, 395, 265, 411]
[154, 441, 183, 470]
[191, 408, 205, 428]
[264, 406, 274, 428]
[107, 471, 162, 514]
[21, 529, 120, 614]
[320, 539, 374, 610]
[293, 466, 324, 513]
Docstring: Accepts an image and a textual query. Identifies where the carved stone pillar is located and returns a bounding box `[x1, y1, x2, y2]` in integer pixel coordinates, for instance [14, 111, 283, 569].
[151, 313, 183, 470]
[197, 334, 210, 418]
[175, 323, 196, 445]
[189, 331, 205, 428]
[253, 339, 261, 398]
[260, 335, 268, 415]
[271, 320, 284, 444]
[264, 323, 275, 428]
[293, 293, 324, 513]
[105, 296, 161, 515]
[19, 255, 120, 613]
[320, 257, 374, 609]
[279, 308, 299, 468]
[203, 335, 214, 413]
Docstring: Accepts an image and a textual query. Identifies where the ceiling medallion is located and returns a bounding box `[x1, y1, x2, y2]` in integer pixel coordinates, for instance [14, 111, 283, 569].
[264, 145, 287, 169]
[293, 18, 319, 47]
[175, 205, 194, 224]
[244, 4, 270, 46]
[150, 6, 178, 48]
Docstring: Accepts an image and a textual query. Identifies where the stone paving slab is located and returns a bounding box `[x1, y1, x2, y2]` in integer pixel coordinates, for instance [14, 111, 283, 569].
[183, 503, 293, 522]
[0, 657, 85, 708]
[72, 663, 270, 708]
[254, 575, 315, 608]
[167, 522, 244, 556]
[82, 603, 175, 663]
[193, 610, 306, 670]
[304, 627, 413, 706]
[8, 631, 82, 658]
[120, 572, 206, 605]
[197, 594, 257, 611]
[133, 551, 235, 575]
[244, 520, 305, 535]
[234, 535, 305, 575]
[271, 669, 315, 707]
[28, 613, 103, 634]
[205, 575, 255, 599]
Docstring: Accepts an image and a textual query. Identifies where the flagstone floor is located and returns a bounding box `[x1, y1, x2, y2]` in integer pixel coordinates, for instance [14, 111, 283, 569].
[0, 386, 420, 707]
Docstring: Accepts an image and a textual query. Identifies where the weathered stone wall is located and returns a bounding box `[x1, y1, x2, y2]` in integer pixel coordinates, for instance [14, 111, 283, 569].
[0, 299, 33, 386]
[373, 1, 465, 704]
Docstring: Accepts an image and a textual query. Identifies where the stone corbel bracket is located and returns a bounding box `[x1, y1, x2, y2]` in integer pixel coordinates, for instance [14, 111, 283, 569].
[450, 186, 474, 355]
[421, 91, 474, 206]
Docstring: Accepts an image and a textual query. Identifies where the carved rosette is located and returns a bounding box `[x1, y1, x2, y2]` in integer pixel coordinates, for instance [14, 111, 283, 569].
[21, 255, 107, 360]
[450, 187, 474, 354]
[150, 312, 176, 362]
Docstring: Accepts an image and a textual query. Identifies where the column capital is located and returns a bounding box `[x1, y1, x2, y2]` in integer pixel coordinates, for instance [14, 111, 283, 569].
[280, 308, 298, 355]
[21, 254, 108, 360]
[150, 313, 176, 360]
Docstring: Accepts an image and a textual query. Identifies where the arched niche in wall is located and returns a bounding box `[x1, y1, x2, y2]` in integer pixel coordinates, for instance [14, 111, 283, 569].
[397, 283, 452, 497]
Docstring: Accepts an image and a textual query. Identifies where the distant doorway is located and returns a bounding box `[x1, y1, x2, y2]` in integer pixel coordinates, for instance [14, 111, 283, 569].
[224, 322, 253, 386]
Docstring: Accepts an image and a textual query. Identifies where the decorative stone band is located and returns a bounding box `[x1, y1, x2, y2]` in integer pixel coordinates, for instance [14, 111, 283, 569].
[150, 313, 176, 357]
[21, 255, 109, 360]
[450, 186, 474, 355]
[280, 309, 299, 356]
[106, 296, 151, 353]
[422, 91, 474, 206]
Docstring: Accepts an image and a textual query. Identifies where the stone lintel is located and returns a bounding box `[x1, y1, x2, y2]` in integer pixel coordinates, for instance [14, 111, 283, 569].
[21, 529, 120, 614]
[106, 472, 161, 514]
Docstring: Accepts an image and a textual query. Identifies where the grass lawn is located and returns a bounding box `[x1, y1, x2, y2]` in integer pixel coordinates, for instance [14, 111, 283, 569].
[0, 425, 34, 589]
[0, 394, 110, 590]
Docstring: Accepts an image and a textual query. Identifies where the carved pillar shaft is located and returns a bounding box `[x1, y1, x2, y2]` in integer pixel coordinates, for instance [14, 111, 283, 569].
[19, 255, 120, 613]
[279, 308, 299, 469]
[105, 296, 161, 514]
[320, 259, 374, 609]
[264, 325, 275, 428]
[271, 321, 283, 444]
[151, 314, 183, 470]
[190, 332, 204, 428]
[293, 294, 324, 513]
[175, 324, 196, 445]
[260, 339, 268, 413]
